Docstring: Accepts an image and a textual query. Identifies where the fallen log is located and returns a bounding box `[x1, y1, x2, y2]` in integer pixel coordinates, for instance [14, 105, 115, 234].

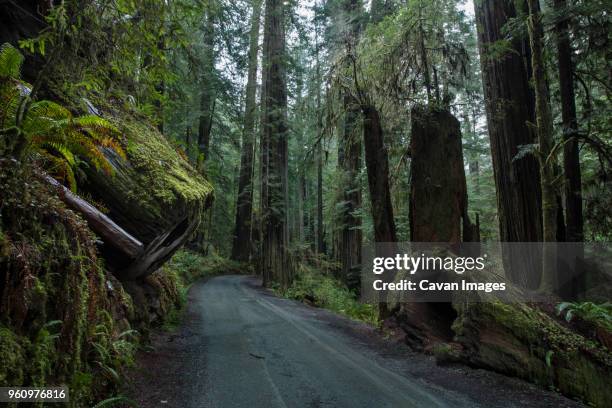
[78, 111, 213, 280]
[450, 278, 612, 408]
[44, 175, 144, 258]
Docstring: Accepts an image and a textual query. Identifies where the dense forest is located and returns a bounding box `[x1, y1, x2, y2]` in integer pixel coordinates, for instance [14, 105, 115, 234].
[0, 0, 611, 407]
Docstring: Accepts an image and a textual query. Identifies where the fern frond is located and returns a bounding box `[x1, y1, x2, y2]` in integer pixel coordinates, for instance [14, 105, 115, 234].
[97, 136, 127, 160]
[41, 151, 77, 191]
[74, 115, 121, 136]
[0, 81, 21, 128]
[0, 43, 24, 78]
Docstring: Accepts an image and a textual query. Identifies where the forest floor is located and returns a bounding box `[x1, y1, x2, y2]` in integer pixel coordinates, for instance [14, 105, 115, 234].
[123, 275, 585, 408]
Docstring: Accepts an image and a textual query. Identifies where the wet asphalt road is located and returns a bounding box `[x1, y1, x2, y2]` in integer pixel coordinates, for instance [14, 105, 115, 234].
[128, 275, 584, 408]
[193, 275, 456, 408]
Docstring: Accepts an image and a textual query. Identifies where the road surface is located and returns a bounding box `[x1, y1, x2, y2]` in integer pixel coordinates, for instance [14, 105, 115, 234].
[127, 275, 583, 408]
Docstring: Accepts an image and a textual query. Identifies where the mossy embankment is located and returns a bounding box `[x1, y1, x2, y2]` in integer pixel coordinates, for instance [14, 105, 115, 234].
[0, 103, 217, 406]
[0, 160, 137, 406]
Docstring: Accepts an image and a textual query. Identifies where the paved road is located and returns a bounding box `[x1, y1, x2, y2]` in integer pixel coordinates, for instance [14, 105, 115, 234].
[196, 275, 460, 408]
[128, 275, 584, 408]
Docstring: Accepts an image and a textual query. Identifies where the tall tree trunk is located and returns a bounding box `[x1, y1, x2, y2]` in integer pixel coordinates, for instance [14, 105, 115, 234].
[232, 0, 262, 262]
[474, 0, 543, 289]
[316, 139, 324, 253]
[362, 106, 396, 243]
[338, 95, 363, 290]
[198, 3, 216, 161]
[554, 0, 583, 243]
[260, 0, 291, 288]
[526, 0, 558, 292]
[396, 107, 476, 350]
[334, 0, 363, 289]
[314, 12, 325, 255]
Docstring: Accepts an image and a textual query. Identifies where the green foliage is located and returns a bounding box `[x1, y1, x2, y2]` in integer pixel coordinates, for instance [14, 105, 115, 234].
[0, 43, 126, 191]
[557, 301, 612, 331]
[282, 262, 378, 325]
[0, 43, 24, 78]
[91, 311, 138, 384]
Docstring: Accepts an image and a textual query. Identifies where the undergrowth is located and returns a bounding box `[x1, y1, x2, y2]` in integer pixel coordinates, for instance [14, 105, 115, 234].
[281, 262, 378, 326]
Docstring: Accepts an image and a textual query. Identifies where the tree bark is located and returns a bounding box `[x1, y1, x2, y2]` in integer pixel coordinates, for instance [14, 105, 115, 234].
[232, 0, 262, 262]
[316, 139, 324, 253]
[334, 0, 363, 290]
[554, 0, 583, 244]
[474, 0, 543, 289]
[362, 105, 396, 243]
[392, 107, 478, 350]
[526, 0, 558, 292]
[409, 107, 475, 245]
[260, 0, 291, 288]
[314, 18, 325, 255]
[338, 95, 363, 290]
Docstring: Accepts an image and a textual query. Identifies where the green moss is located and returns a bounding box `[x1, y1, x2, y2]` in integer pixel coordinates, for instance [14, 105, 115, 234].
[112, 116, 213, 216]
[453, 301, 612, 407]
[0, 328, 28, 387]
[0, 161, 141, 407]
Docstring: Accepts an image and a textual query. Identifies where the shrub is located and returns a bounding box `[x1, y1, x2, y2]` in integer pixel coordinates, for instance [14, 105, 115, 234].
[284, 263, 378, 325]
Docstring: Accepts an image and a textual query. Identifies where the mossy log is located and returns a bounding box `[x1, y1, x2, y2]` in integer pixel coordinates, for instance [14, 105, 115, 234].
[451, 292, 612, 407]
[388, 268, 612, 406]
[81, 113, 213, 280]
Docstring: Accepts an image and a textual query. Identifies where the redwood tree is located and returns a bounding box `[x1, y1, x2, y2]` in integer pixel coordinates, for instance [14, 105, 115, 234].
[554, 0, 583, 243]
[232, 0, 263, 261]
[474, 0, 542, 289]
[260, 0, 291, 287]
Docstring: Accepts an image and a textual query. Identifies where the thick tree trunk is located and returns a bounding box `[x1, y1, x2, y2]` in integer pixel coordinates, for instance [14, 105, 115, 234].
[260, 0, 291, 288]
[526, 0, 558, 292]
[362, 105, 396, 319]
[554, 0, 583, 244]
[392, 107, 478, 350]
[362, 105, 396, 243]
[331, 0, 363, 290]
[474, 0, 542, 289]
[232, 0, 262, 262]
[409, 107, 476, 245]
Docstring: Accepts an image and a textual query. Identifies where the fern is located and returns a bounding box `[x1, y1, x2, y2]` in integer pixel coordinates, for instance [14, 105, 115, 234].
[0, 43, 24, 78]
[557, 301, 612, 331]
[0, 43, 125, 191]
